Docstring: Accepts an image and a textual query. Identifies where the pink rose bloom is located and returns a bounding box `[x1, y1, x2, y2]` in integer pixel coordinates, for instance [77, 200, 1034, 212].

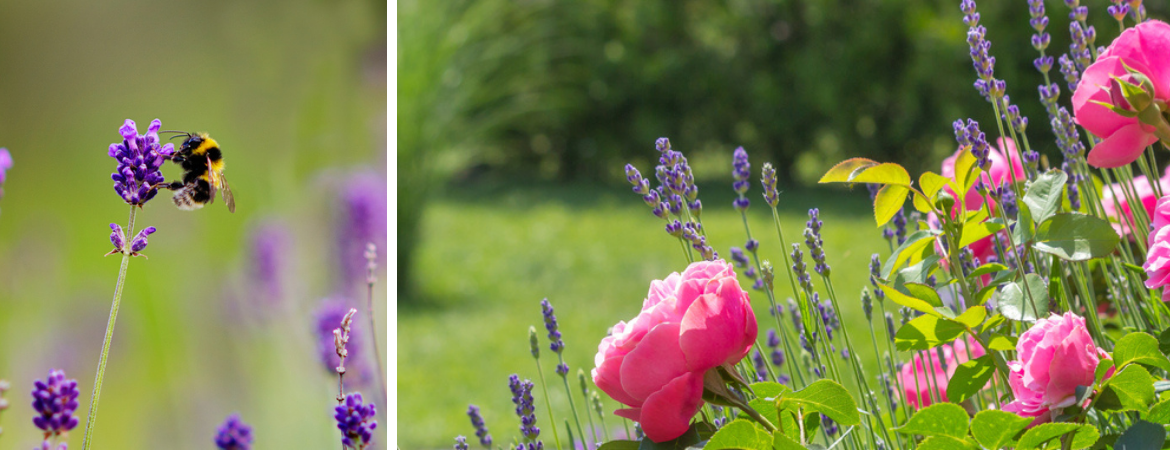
[1144, 225, 1170, 301]
[1072, 20, 1170, 168]
[1001, 313, 1112, 425]
[1151, 196, 1170, 234]
[1100, 167, 1170, 236]
[940, 138, 1026, 214]
[898, 336, 986, 409]
[592, 260, 757, 442]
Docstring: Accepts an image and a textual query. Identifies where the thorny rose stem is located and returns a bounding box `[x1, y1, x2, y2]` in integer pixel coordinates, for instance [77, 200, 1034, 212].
[81, 205, 137, 450]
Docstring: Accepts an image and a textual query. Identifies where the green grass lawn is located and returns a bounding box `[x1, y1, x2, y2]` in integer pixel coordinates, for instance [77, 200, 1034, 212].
[397, 178, 895, 449]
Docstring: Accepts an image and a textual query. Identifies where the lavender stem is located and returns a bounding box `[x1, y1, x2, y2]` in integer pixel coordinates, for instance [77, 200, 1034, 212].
[364, 243, 387, 403]
[81, 204, 137, 450]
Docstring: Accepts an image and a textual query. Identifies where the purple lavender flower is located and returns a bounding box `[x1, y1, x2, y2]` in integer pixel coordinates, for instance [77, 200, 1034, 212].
[248, 221, 289, 306]
[752, 350, 768, 382]
[508, 375, 541, 442]
[315, 299, 366, 381]
[108, 119, 174, 206]
[334, 393, 378, 449]
[803, 209, 830, 276]
[214, 414, 254, 450]
[31, 370, 80, 437]
[1059, 54, 1080, 91]
[791, 244, 813, 292]
[0, 379, 9, 436]
[0, 148, 11, 200]
[732, 147, 751, 211]
[467, 405, 493, 447]
[108, 224, 126, 253]
[455, 436, 469, 450]
[729, 247, 749, 268]
[129, 226, 156, 254]
[337, 172, 387, 294]
[885, 312, 897, 343]
[540, 299, 564, 355]
[767, 329, 780, 348]
[761, 163, 779, 207]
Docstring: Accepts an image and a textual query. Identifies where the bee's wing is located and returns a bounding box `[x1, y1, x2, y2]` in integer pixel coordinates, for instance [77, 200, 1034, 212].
[219, 173, 236, 213]
[205, 156, 217, 206]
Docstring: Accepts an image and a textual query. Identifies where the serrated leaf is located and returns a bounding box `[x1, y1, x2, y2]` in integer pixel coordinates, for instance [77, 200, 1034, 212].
[921, 172, 950, 198]
[905, 283, 944, 308]
[970, 410, 1033, 449]
[1033, 213, 1120, 261]
[771, 431, 804, 450]
[1146, 398, 1170, 423]
[917, 435, 976, 450]
[777, 379, 860, 426]
[954, 306, 987, 328]
[1113, 420, 1165, 450]
[850, 163, 912, 186]
[1015, 423, 1098, 450]
[947, 355, 995, 403]
[1097, 364, 1155, 413]
[702, 420, 770, 450]
[895, 315, 966, 351]
[986, 333, 1017, 351]
[875, 184, 911, 227]
[893, 402, 968, 438]
[879, 283, 940, 317]
[882, 231, 938, 278]
[966, 263, 1008, 282]
[960, 220, 1004, 249]
[1023, 170, 1069, 224]
[819, 158, 879, 184]
[997, 274, 1049, 322]
[954, 150, 978, 194]
[913, 191, 934, 214]
[1113, 332, 1170, 373]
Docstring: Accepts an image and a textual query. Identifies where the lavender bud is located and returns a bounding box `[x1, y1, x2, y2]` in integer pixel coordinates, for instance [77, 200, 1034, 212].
[314, 299, 365, 380]
[129, 226, 157, 254]
[215, 414, 254, 450]
[540, 299, 565, 355]
[761, 163, 779, 207]
[109, 223, 126, 253]
[456, 436, 470, 450]
[109, 119, 173, 206]
[31, 370, 80, 437]
[528, 326, 540, 359]
[467, 405, 493, 447]
[333, 308, 357, 374]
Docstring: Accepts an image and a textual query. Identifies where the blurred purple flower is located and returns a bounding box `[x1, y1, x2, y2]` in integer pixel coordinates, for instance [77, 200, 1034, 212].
[248, 220, 290, 306]
[315, 299, 367, 382]
[108, 119, 174, 206]
[337, 172, 387, 293]
[0, 147, 12, 199]
[31, 369, 80, 437]
[335, 393, 378, 449]
[214, 413, 254, 450]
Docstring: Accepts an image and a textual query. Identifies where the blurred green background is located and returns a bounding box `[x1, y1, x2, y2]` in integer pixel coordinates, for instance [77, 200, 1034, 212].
[396, 0, 1170, 448]
[0, 0, 386, 449]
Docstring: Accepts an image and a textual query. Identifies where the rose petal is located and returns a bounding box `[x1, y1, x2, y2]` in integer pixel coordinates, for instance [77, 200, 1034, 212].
[636, 372, 705, 443]
[1086, 122, 1158, 168]
[620, 322, 689, 401]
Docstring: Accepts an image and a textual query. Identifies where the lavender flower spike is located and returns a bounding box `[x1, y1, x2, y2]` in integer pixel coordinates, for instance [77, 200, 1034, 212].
[31, 370, 80, 438]
[249, 221, 290, 306]
[467, 405, 493, 447]
[214, 414, 254, 450]
[108, 119, 174, 207]
[508, 375, 541, 442]
[334, 393, 378, 449]
[0, 148, 11, 201]
[334, 308, 358, 374]
[0, 378, 9, 436]
[455, 436, 469, 450]
[315, 299, 365, 380]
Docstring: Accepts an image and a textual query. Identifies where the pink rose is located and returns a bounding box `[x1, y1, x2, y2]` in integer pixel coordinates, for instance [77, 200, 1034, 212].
[940, 138, 1026, 214]
[1072, 20, 1170, 168]
[1001, 313, 1112, 425]
[898, 337, 986, 408]
[1145, 225, 1170, 301]
[592, 260, 757, 442]
[1100, 167, 1170, 236]
[1151, 196, 1170, 234]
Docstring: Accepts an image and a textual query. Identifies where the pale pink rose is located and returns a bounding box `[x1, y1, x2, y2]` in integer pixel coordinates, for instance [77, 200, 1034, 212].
[592, 260, 757, 442]
[1072, 20, 1170, 168]
[1001, 313, 1112, 426]
[1100, 167, 1170, 236]
[1151, 196, 1170, 235]
[1144, 226, 1170, 302]
[898, 337, 986, 409]
[940, 138, 1026, 214]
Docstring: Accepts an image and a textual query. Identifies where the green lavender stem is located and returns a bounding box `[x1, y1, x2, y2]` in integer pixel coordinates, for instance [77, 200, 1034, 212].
[555, 364, 589, 450]
[81, 205, 137, 450]
[366, 275, 388, 403]
[533, 360, 564, 450]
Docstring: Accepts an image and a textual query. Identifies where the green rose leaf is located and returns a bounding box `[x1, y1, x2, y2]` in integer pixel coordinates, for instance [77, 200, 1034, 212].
[985, 333, 1017, 351]
[917, 435, 977, 450]
[1112, 332, 1170, 373]
[702, 419, 770, 450]
[1096, 364, 1156, 413]
[970, 410, 1033, 449]
[879, 283, 941, 317]
[818, 158, 879, 184]
[1015, 423, 1098, 450]
[954, 305, 987, 329]
[1158, 327, 1170, 354]
[1113, 420, 1165, 450]
[1023, 170, 1068, 224]
[1032, 213, 1120, 261]
[771, 431, 804, 450]
[777, 379, 860, 427]
[920, 171, 950, 198]
[882, 230, 939, 278]
[966, 263, 1008, 283]
[946, 355, 995, 403]
[747, 382, 789, 428]
[997, 274, 1049, 322]
[635, 422, 714, 450]
[1013, 201, 1035, 245]
[875, 184, 911, 227]
[959, 220, 1005, 249]
[1146, 397, 1170, 424]
[895, 315, 966, 351]
[893, 402, 969, 438]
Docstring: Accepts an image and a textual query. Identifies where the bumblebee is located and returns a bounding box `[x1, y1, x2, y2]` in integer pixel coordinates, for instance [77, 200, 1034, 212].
[160, 131, 235, 213]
